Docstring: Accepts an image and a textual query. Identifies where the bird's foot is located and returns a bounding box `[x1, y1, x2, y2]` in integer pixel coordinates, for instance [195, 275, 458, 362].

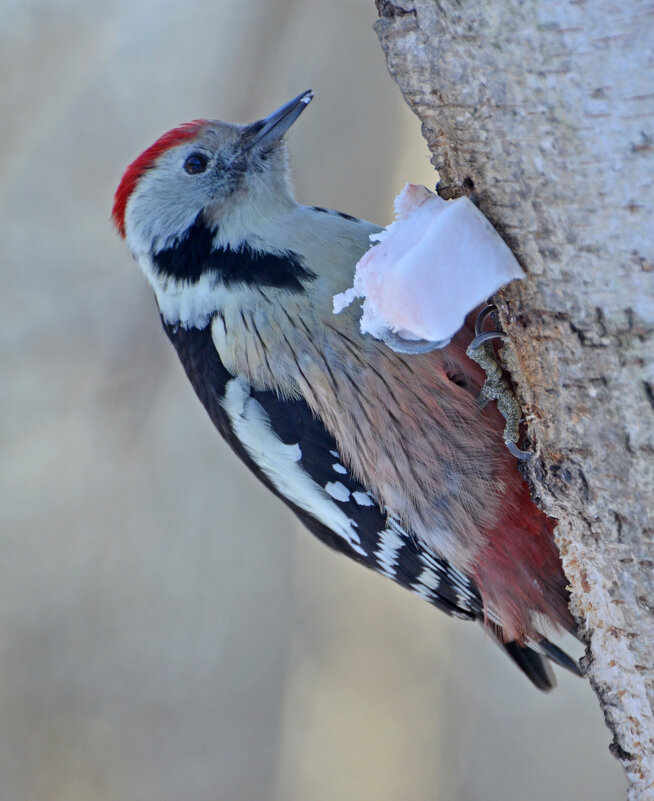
[466, 304, 531, 461]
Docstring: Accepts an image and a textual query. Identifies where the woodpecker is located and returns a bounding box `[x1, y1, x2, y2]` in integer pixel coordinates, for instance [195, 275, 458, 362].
[113, 90, 580, 690]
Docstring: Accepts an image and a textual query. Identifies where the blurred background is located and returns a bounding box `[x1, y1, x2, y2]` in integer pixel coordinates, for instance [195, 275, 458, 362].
[1, 0, 626, 799]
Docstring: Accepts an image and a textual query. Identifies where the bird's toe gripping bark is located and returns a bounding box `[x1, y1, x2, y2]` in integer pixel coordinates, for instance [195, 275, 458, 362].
[466, 304, 531, 461]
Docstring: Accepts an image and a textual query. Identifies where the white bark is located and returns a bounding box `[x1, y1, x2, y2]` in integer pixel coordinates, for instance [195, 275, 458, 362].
[374, 1, 654, 797]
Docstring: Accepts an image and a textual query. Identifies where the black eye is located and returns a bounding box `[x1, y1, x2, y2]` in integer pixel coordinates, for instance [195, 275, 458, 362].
[184, 153, 208, 175]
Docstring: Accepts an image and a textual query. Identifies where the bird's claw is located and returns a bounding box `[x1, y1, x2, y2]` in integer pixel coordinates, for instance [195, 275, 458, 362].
[474, 303, 499, 337]
[467, 329, 508, 351]
[466, 304, 532, 461]
[505, 440, 532, 461]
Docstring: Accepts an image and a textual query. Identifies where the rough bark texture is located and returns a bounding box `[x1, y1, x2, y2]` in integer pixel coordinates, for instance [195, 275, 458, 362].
[374, 1, 654, 797]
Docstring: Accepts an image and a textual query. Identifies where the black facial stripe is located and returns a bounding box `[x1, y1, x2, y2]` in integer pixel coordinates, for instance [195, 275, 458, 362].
[153, 216, 315, 290]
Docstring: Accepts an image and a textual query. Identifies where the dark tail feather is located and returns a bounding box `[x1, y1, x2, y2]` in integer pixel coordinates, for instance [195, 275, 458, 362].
[501, 637, 582, 691]
[502, 641, 556, 691]
[533, 638, 583, 677]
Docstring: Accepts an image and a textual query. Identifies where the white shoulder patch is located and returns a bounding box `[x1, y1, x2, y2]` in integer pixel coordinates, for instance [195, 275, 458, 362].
[221, 377, 366, 557]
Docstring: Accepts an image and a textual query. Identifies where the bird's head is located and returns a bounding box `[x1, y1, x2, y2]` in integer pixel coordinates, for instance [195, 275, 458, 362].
[113, 90, 313, 256]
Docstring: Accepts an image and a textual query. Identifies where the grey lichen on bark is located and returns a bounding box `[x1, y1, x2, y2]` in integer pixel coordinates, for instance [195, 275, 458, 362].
[374, 0, 654, 797]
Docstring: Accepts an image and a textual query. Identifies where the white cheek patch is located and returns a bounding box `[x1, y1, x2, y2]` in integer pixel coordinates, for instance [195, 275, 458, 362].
[221, 377, 366, 557]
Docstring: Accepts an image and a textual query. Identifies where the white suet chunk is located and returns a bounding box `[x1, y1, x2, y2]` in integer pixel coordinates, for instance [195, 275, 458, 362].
[333, 183, 525, 344]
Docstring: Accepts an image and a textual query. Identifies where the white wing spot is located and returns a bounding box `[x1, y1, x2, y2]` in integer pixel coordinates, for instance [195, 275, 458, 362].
[352, 491, 375, 507]
[415, 567, 440, 591]
[411, 585, 435, 602]
[446, 564, 475, 596]
[325, 481, 351, 502]
[332, 463, 348, 475]
[374, 526, 405, 578]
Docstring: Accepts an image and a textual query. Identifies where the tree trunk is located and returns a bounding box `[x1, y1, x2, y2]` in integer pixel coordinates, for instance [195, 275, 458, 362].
[373, 1, 654, 797]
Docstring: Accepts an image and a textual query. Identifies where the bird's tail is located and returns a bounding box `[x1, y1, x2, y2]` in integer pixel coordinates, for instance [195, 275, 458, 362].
[500, 636, 582, 691]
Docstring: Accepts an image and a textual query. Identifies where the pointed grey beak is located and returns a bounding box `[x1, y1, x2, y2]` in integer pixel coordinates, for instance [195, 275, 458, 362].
[242, 90, 313, 151]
